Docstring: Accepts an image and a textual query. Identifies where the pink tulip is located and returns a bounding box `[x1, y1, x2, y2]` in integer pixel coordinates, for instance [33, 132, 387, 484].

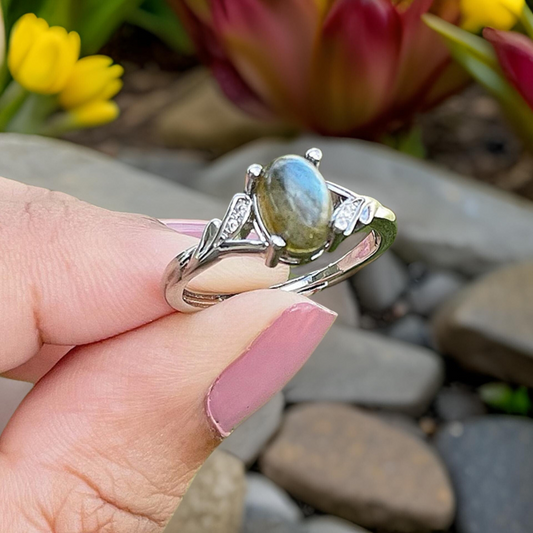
[171, 0, 467, 138]
[483, 28, 533, 111]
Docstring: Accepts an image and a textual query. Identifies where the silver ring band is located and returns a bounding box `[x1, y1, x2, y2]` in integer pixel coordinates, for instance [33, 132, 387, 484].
[163, 149, 397, 313]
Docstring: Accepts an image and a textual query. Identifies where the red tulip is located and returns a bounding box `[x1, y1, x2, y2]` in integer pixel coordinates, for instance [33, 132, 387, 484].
[171, 0, 468, 138]
[484, 28, 533, 110]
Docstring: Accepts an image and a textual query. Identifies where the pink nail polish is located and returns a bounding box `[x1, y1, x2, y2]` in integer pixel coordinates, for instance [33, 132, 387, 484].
[160, 219, 206, 239]
[206, 302, 337, 438]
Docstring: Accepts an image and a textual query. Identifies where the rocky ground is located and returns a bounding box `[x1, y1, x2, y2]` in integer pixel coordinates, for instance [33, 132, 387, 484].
[0, 132, 532, 533]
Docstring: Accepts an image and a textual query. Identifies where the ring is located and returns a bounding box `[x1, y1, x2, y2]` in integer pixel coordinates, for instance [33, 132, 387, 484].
[163, 148, 397, 313]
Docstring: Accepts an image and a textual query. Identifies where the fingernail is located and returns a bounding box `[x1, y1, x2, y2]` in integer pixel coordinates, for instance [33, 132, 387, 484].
[160, 219, 206, 239]
[206, 301, 337, 438]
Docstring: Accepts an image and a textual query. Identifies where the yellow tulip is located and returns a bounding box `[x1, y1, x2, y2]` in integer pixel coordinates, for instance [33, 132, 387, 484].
[69, 100, 120, 128]
[8, 13, 80, 94]
[461, 0, 525, 32]
[59, 55, 124, 110]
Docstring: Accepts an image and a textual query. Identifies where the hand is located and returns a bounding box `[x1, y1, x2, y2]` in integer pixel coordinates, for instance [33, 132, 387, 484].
[0, 177, 336, 532]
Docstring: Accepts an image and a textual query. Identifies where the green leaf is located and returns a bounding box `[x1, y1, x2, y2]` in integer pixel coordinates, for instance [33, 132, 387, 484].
[520, 5, 533, 40]
[37, 0, 73, 28]
[74, 0, 145, 55]
[423, 14, 498, 69]
[381, 126, 426, 159]
[479, 383, 532, 415]
[127, 0, 193, 54]
[457, 52, 533, 148]
[428, 14, 533, 149]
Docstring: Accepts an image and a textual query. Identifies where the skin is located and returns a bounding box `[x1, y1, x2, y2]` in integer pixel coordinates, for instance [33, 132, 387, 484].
[0, 176, 303, 532]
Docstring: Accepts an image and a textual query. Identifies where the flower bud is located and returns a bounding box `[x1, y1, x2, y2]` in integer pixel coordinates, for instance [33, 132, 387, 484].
[461, 0, 525, 33]
[8, 13, 80, 94]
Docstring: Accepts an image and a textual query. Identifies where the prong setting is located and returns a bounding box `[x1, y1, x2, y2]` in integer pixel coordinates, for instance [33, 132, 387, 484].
[265, 235, 287, 268]
[305, 147, 323, 168]
[245, 163, 263, 194]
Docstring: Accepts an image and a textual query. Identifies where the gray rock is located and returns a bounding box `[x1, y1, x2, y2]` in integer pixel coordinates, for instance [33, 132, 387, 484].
[374, 412, 427, 440]
[117, 147, 207, 188]
[220, 393, 284, 467]
[385, 314, 431, 346]
[0, 377, 32, 434]
[165, 451, 246, 533]
[261, 404, 455, 532]
[351, 252, 408, 312]
[311, 281, 360, 328]
[306, 516, 370, 533]
[195, 136, 533, 275]
[407, 270, 466, 316]
[435, 417, 533, 533]
[435, 385, 487, 422]
[0, 134, 223, 220]
[242, 521, 308, 533]
[433, 262, 533, 386]
[284, 324, 444, 415]
[244, 473, 303, 525]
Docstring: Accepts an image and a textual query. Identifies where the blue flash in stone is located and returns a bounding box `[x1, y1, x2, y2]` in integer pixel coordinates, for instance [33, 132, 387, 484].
[256, 155, 333, 256]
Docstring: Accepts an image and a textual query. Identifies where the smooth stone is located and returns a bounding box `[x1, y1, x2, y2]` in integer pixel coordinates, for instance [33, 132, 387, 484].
[257, 155, 332, 256]
[435, 385, 487, 422]
[384, 314, 432, 347]
[165, 451, 245, 533]
[242, 520, 308, 533]
[220, 393, 284, 467]
[351, 252, 409, 312]
[435, 417, 533, 533]
[260, 404, 455, 532]
[433, 262, 533, 386]
[306, 516, 371, 533]
[0, 377, 33, 434]
[407, 270, 466, 316]
[244, 473, 303, 525]
[374, 411, 427, 441]
[117, 147, 207, 188]
[311, 281, 360, 328]
[155, 69, 294, 154]
[194, 136, 533, 275]
[0, 134, 223, 220]
[284, 324, 444, 416]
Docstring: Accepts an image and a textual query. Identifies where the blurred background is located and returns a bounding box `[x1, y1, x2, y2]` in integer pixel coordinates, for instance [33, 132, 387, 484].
[1, 1, 533, 532]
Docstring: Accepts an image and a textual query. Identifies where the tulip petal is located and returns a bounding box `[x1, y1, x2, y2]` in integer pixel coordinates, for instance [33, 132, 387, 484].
[71, 100, 120, 127]
[14, 26, 79, 94]
[310, 0, 402, 134]
[484, 28, 533, 109]
[8, 13, 49, 77]
[393, 0, 460, 109]
[60, 55, 123, 109]
[461, 0, 525, 33]
[212, 0, 322, 119]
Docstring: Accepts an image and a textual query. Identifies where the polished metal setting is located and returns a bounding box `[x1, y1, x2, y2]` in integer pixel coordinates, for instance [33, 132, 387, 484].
[163, 148, 397, 313]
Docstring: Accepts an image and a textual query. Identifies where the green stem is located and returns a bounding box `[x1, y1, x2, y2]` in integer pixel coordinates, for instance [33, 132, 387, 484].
[39, 112, 77, 137]
[0, 81, 29, 131]
[6, 93, 58, 134]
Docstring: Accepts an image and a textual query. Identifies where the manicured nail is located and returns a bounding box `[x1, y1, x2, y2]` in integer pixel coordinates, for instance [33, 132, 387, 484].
[206, 302, 337, 438]
[161, 219, 206, 239]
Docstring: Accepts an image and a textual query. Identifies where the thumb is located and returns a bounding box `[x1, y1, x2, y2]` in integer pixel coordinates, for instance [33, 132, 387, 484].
[0, 290, 335, 532]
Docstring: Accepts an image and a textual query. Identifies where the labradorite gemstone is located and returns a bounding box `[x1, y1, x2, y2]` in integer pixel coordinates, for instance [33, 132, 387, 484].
[257, 155, 333, 256]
